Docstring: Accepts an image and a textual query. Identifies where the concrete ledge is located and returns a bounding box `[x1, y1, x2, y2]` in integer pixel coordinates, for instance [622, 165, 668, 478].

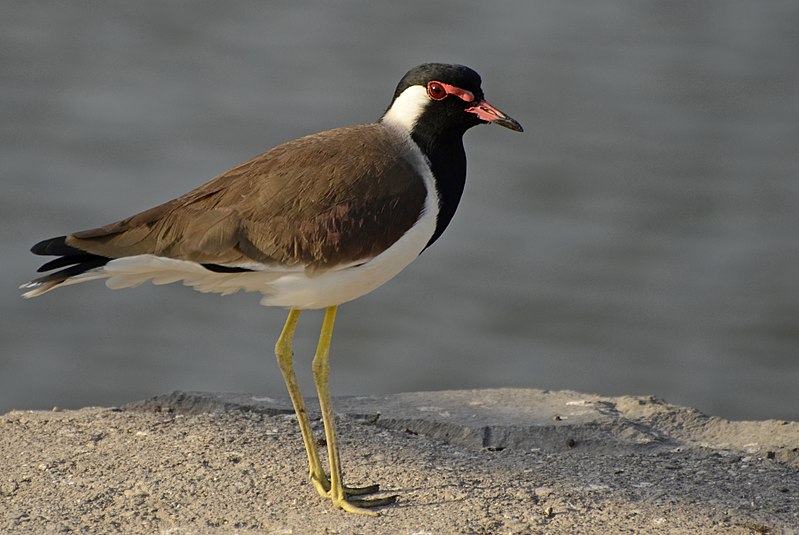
[128, 389, 799, 461]
[3, 389, 798, 533]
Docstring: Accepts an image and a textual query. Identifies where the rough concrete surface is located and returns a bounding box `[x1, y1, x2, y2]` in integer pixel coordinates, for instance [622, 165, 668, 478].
[1, 388, 797, 534]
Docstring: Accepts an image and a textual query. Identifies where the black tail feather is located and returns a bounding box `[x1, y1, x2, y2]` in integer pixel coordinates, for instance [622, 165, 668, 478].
[31, 236, 78, 256]
[37, 253, 109, 273]
[30, 257, 110, 285]
[27, 235, 112, 287]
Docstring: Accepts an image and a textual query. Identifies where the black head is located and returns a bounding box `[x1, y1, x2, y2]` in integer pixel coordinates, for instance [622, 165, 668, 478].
[391, 63, 485, 102]
[380, 64, 522, 251]
[381, 63, 523, 137]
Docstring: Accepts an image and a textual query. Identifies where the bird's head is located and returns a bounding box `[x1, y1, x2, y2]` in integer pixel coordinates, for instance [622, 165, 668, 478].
[382, 63, 523, 136]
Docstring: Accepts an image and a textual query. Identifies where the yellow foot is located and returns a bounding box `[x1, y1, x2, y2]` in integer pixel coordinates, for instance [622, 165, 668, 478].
[332, 494, 399, 516]
[311, 474, 382, 497]
[344, 482, 382, 496]
[310, 474, 397, 514]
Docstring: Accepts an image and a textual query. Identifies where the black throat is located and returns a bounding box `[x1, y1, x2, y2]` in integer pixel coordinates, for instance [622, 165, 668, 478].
[411, 125, 468, 250]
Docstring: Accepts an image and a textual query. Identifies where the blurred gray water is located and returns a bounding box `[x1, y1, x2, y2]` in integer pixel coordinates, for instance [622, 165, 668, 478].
[2, 2, 798, 420]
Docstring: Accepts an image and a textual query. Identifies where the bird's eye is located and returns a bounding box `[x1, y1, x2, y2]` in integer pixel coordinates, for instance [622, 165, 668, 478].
[427, 81, 447, 101]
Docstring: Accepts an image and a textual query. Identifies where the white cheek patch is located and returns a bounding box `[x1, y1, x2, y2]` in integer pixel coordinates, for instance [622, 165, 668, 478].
[381, 85, 430, 132]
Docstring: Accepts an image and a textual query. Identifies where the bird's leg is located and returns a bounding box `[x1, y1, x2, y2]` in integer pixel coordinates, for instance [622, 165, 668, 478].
[275, 309, 386, 503]
[274, 309, 330, 497]
[311, 306, 398, 515]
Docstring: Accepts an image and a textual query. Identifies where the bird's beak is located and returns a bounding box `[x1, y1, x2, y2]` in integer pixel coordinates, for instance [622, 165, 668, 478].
[466, 100, 523, 132]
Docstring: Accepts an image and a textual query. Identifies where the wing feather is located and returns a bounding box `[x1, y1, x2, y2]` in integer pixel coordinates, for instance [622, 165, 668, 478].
[63, 124, 427, 272]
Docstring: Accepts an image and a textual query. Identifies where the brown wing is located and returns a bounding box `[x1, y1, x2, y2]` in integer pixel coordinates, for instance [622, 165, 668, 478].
[65, 123, 428, 272]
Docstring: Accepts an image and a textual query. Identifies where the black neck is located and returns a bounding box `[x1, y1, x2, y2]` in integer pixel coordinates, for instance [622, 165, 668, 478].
[412, 126, 468, 250]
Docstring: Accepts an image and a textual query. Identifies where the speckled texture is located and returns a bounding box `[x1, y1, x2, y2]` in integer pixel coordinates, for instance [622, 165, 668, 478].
[1, 389, 797, 533]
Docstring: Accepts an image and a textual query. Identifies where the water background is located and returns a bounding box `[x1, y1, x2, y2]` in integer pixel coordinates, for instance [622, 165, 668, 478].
[2, 1, 798, 420]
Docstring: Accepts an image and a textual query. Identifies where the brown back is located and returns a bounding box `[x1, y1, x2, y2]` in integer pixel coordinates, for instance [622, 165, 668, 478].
[66, 123, 428, 273]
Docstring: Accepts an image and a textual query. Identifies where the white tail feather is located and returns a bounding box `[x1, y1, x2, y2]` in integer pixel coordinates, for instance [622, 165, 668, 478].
[23, 255, 287, 300]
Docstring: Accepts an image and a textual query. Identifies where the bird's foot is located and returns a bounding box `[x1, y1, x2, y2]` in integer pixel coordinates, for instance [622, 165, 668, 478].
[331, 493, 398, 516]
[310, 473, 397, 515]
[344, 482, 383, 496]
[311, 473, 383, 497]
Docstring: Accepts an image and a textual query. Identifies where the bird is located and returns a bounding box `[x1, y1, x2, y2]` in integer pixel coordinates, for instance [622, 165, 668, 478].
[21, 62, 523, 514]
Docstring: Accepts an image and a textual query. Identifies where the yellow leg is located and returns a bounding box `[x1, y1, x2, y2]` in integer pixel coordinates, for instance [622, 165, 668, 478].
[311, 306, 397, 515]
[275, 309, 330, 497]
[275, 308, 394, 513]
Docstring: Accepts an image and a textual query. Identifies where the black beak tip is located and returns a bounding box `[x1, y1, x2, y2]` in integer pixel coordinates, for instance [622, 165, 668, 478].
[496, 116, 524, 133]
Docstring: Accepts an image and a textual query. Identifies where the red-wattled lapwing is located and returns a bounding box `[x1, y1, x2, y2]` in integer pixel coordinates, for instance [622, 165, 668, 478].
[21, 63, 522, 514]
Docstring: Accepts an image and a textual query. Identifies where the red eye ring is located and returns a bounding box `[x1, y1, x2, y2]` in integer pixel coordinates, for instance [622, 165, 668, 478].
[427, 81, 447, 101]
